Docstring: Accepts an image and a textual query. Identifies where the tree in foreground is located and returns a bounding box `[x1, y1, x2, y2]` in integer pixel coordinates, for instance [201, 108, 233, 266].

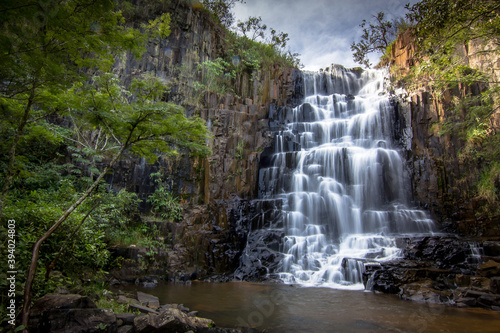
[0, 0, 210, 329]
[0, 0, 144, 215]
[20, 72, 210, 328]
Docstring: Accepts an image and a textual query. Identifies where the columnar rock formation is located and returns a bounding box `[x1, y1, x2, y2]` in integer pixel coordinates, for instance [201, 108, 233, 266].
[107, 1, 302, 279]
[108, 2, 499, 288]
[390, 31, 500, 236]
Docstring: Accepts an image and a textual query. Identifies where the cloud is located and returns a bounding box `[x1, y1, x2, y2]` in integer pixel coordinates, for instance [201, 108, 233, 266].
[233, 0, 417, 71]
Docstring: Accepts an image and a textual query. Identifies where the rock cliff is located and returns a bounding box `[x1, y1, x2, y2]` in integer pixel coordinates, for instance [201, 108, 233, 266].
[390, 30, 500, 236]
[107, 0, 302, 280]
[361, 31, 500, 310]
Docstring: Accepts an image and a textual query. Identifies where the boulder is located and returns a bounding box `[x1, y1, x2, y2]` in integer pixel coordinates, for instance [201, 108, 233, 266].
[470, 276, 491, 291]
[399, 280, 452, 304]
[478, 260, 500, 277]
[29, 294, 116, 333]
[129, 303, 158, 314]
[455, 274, 471, 287]
[134, 312, 191, 333]
[116, 313, 137, 326]
[133, 308, 216, 333]
[31, 294, 96, 311]
[490, 277, 500, 294]
[116, 295, 139, 305]
[137, 291, 160, 309]
[117, 326, 134, 333]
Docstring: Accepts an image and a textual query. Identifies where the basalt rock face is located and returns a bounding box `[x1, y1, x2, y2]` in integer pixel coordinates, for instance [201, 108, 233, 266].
[364, 236, 500, 310]
[391, 32, 500, 236]
[107, 1, 302, 280]
[362, 33, 500, 309]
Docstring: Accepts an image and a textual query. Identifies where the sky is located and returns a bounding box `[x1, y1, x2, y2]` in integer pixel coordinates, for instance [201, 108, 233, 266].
[233, 0, 419, 71]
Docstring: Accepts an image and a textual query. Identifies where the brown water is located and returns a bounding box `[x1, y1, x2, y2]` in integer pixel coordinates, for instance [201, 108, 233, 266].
[126, 281, 500, 333]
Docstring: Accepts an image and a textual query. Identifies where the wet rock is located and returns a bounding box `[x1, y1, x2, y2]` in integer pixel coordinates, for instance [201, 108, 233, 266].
[470, 276, 491, 291]
[455, 274, 471, 287]
[455, 297, 477, 307]
[402, 236, 472, 270]
[137, 291, 160, 309]
[233, 229, 284, 281]
[483, 241, 500, 256]
[364, 235, 500, 310]
[399, 280, 452, 303]
[366, 266, 402, 294]
[454, 289, 500, 309]
[116, 313, 137, 326]
[477, 294, 500, 308]
[478, 260, 500, 277]
[490, 277, 500, 294]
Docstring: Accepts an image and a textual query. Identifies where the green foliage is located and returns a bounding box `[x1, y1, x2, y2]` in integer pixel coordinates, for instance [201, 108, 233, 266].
[395, 0, 500, 214]
[406, 0, 500, 54]
[147, 173, 183, 221]
[143, 13, 171, 40]
[235, 16, 289, 50]
[236, 16, 268, 41]
[0, 0, 146, 212]
[478, 161, 500, 206]
[65, 72, 211, 161]
[0, 3, 212, 322]
[196, 58, 235, 97]
[225, 31, 301, 71]
[201, 0, 244, 27]
[401, 0, 500, 151]
[235, 141, 244, 160]
[96, 297, 130, 314]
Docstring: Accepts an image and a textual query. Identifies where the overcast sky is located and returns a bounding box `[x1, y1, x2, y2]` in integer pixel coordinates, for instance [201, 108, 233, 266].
[233, 0, 419, 71]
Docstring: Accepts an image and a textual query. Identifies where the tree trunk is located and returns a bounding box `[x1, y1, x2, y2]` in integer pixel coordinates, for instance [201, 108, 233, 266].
[45, 202, 100, 280]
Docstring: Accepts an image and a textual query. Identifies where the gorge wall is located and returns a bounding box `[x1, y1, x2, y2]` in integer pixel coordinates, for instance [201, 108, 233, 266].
[107, 0, 303, 280]
[108, 2, 499, 284]
[390, 30, 500, 236]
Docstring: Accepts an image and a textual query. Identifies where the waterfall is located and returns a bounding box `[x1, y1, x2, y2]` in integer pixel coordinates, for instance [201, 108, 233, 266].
[259, 66, 436, 289]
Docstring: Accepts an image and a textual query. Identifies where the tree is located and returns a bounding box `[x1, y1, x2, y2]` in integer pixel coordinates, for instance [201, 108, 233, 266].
[402, 0, 500, 213]
[268, 28, 289, 50]
[235, 16, 289, 50]
[0, 1, 211, 328]
[406, 0, 500, 52]
[403, 0, 500, 139]
[350, 12, 395, 68]
[236, 16, 267, 41]
[0, 0, 144, 215]
[20, 73, 211, 328]
[202, 0, 244, 27]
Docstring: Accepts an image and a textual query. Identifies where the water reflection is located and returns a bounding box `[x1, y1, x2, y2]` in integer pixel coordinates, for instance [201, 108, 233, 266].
[124, 281, 500, 333]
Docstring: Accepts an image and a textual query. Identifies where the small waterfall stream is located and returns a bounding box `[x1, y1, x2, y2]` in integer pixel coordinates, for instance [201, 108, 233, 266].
[259, 66, 436, 289]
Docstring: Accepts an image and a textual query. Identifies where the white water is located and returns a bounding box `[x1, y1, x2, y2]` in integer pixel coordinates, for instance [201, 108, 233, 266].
[260, 66, 436, 289]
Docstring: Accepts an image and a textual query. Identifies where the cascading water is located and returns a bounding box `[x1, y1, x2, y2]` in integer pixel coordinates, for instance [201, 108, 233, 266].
[259, 66, 436, 289]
